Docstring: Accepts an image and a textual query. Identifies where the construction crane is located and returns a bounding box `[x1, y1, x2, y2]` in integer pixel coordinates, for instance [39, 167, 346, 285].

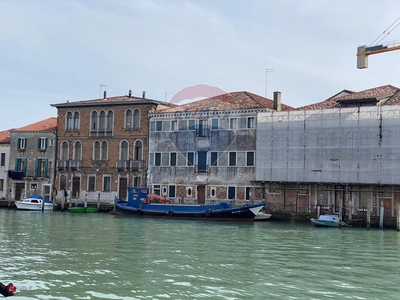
[357, 17, 400, 69]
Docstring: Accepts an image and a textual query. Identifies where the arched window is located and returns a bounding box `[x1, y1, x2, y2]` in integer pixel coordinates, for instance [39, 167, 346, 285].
[73, 141, 82, 160]
[99, 111, 106, 130]
[134, 140, 143, 160]
[73, 112, 80, 130]
[106, 110, 113, 131]
[125, 109, 132, 128]
[101, 141, 108, 160]
[93, 141, 101, 160]
[120, 141, 129, 160]
[91, 111, 98, 130]
[133, 109, 140, 128]
[66, 112, 73, 130]
[61, 141, 69, 160]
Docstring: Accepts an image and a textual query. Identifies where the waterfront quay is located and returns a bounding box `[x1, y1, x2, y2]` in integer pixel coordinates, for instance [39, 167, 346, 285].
[2, 198, 399, 230]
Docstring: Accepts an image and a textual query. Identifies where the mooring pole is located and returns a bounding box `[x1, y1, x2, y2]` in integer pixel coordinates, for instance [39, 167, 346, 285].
[396, 202, 400, 232]
[366, 202, 371, 230]
[379, 200, 384, 230]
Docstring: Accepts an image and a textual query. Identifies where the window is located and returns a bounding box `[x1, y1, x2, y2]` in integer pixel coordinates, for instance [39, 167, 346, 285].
[187, 152, 194, 166]
[153, 184, 161, 195]
[211, 119, 219, 130]
[60, 174, 67, 190]
[210, 187, 216, 197]
[155, 153, 161, 166]
[120, 141, 129, 160]
[49, 139, 54, 147]
[106, 111, 113, 131]
[73, 141, 82, 160]
[229, 152, 236, 166]
[198, 120, 207, 137]
[188, 120, 195, 131]
[246, 152, 255, 166]
[101, 141, 108, 160]
[0, 153, 5, 166]
[94, 141, 101, 160]
[229, 118, 237, 129]
[0, 179, 3, 191]
[170, 152, 177, 166]
[133, 176, 141, 187]
[73, 112, 80, 130]
[133, 109, 140, 128]
[17, 138, 26, 150]
[211, 152, 218, 166]
[103, 175, 111, 192]
[187, 187, 192, 197]
[228, 186, 236, 200]
[61, 141, 69, 160]
[35, 158, 48, 178]
[169, 185, 176, 198]
[134, 141, 143, 160]
[247, 117, 255, 129]
[125, 109, 132, 128]
[171, 120, 177, 131]
[88, 175, 96, 192]
[246, 187, 251, 200]
[66, 112, 73, 130]
[156, 121, 163, 132]
[38, 138, 48, 150]
[15, 158, 27, 176]
[91, 111, 98, 130]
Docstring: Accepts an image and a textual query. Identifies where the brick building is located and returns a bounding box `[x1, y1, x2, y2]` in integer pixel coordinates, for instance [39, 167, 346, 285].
[51, 91, 174, 203]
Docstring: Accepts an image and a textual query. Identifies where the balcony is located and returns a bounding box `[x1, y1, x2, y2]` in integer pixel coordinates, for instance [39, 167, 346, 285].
[130, 160, 144, 171]
[116, 160, 129, 171]
[69, 160, 82, 171]
[57, 160, 69, 170]
[24, 170, 50, 179]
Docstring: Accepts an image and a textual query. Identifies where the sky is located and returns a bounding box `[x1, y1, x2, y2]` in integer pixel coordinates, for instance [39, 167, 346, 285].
[1, 0, 400, 131]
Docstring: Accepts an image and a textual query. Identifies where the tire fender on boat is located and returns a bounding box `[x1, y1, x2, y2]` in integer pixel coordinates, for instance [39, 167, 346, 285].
[137, 208, 142, 215]
[168, 210, 174, 216]
[205, 209, 212, 217]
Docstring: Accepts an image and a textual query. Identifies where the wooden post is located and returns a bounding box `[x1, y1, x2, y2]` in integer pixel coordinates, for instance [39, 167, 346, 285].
[316, 204, 321, 219]
[7, 188, 11, 209]
[397, 203, 400, 232]
[339, 192, 343, 228]
[97, 193, 101, 211]
[379, 200, 384, 230]
[347, 198, 352, 223]
[366, 202, 371, 230]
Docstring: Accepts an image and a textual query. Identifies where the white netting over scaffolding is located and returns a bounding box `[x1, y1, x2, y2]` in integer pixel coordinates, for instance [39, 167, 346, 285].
[256, 106, 400, 185]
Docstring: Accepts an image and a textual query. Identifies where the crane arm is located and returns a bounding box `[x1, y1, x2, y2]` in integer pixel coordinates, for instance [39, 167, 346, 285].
[357, 41, 400, 69]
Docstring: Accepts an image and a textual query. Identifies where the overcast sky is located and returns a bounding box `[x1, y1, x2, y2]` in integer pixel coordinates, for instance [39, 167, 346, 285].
[1, 0, 400, 131]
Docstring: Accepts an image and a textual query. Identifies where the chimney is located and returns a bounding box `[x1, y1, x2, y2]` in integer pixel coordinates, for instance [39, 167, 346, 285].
[103, 90, 107, 100]
[128, 89, 132, 98]
[273, 91, 281, 112]
[142, 91, 146, 99]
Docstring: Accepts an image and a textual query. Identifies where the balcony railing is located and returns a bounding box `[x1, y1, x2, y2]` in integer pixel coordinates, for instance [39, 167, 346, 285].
[57, 160, 81, 171]
[130, 160, 143, 171]
[116, 160, 129, 171]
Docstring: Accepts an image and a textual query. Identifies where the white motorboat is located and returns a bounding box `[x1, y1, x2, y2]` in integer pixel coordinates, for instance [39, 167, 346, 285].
[254, 211, 272, 221]
[311, 214, 340, 227]
[15, 195, 55, 211]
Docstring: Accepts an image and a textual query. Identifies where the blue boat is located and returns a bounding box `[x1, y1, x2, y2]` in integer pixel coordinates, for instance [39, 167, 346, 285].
[113, 187, 265, 222]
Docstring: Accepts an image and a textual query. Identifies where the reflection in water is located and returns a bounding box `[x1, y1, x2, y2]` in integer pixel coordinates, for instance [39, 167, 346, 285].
[0, 210, 400, 299]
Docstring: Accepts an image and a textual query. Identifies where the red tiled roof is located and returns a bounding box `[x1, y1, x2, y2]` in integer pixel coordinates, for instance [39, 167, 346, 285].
[157, 91, 293, 113]
[0, 130, 11, 143]
[297, 85, 400, 110]
[12, 118, 57, 132]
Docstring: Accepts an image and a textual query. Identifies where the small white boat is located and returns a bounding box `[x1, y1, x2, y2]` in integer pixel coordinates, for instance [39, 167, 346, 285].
[311, 214, 340, 227]
[254, 211, 272, 221]
[15, 195, 55, 211]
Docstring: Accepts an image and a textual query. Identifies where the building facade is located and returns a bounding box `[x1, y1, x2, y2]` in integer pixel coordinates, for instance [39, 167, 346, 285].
[51, 91, 174, 203]
[0, 130, 11, 200]
[148, 91, 292, 205]
[8, 118, 57, 201]
[254, 85, 400, 217]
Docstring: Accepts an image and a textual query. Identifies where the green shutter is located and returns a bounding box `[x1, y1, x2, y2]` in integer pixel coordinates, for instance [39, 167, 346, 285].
[35, 159, 39, 177]
[15, 158, 19, 171]
[44, 159, 49, 178]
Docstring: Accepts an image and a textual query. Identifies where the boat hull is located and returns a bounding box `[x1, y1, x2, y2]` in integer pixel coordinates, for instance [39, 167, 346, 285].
[311, 214, 340, 227]
[15, 197, 55, 211]
[68, 207, 98, 213]
[114, 200, 264, 222]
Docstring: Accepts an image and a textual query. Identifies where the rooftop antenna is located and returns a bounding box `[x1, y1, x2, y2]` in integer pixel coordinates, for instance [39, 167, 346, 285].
[265, 69, 275, 98]
[99, 83, 106, 98]
[165, 92, 174, 102]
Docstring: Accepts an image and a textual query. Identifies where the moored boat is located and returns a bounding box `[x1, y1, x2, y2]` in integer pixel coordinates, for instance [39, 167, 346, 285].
[68, 203, 98, 213]
[15, 195, 55, 211]
[113, 187, 265, 222]
[311, 214, 340, 227]
[254, 211, 272, 221]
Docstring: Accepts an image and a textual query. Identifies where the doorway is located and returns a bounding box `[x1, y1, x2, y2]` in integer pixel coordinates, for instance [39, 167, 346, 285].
[197, 185, 205, 204]
[119, 177, 128, 200]
[72, 176, 80, 200]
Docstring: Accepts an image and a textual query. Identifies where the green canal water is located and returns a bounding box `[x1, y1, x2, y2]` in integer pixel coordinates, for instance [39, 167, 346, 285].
[1, 210, 400, 300]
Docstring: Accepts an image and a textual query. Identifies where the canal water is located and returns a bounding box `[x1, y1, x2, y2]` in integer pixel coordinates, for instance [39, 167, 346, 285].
[1, 210, 400, 300]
